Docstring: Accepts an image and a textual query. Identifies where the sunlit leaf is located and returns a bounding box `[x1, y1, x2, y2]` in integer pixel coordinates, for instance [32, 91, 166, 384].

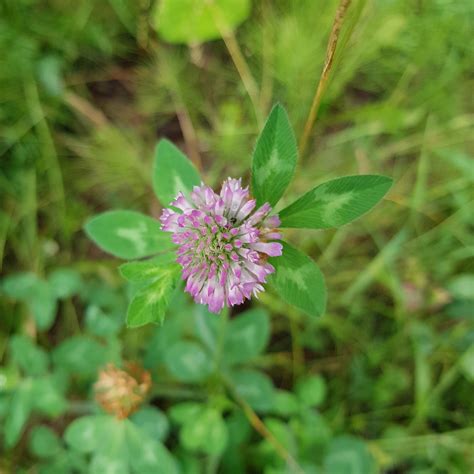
[127, 421, 179, 474]
[252, 104, 298, 207]
[224, 308, 270, 365]
[152, 139, 201, 206]
[10, 335, 49, 377]
[126, 264, 180, 327]
[29, 425, 62, 459]
[180, 407, 228, 455]
[52, 336, 109, 377]
[85, 210, 174, 259]
[4, 381, 33, 448]
[232, 369, 275, 412]
[165, 341, 213, 382]
[131, 406, 169, 442]
[153, 0, 250, 44]
[269, 242, 326, 317]
[295, 375, 327, 407]
[279, 175, 393, 229]
[119, 254, 177, 282]
[324, 436, 376, 474]
[1, 273, 57, 330]
[48, 268, 83, 299]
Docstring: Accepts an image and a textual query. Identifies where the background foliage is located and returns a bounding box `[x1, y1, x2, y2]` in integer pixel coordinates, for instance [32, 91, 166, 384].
[1, 0, 473, 472]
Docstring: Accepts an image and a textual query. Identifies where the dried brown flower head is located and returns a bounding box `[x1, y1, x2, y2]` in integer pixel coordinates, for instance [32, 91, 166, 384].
[94, 362, 151, 419]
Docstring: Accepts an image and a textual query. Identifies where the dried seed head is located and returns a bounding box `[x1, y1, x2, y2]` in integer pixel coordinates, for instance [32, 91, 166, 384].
[94, 362, 151, 419]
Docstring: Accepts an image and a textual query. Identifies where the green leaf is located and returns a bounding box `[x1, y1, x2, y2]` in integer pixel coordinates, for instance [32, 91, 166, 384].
[29, 425, 62, 458]
[10, 335, 49, 377]
[85, 305, 122, 337]
[119, 254, 177, 282]
[126, 264, 180, 327]
[52, 336, 108, 377]
[65, 415, 114, 454]
[165, 341, 213, 382]
[273, 390, 299, 417]
[90, 455, 128, 474]
[152, 139, 201, 206]
[1, 273, 57, 330]
[232, 369, 275, 412]
[324, 436, 376, 474]
[130, 406, 169, 442]
[224, 308, 270, 365]
[180, 407, 228, 455]
[85, 210, 174, 259]
[193, 306, 220, 354]
[169, 402, 204, 426]
[295, 375, 327, 407]
[153, 0, 250, 45]
[48, 268, 83, 299]
[252, 104, 297, 207]
[31, 376, 68, 417]
[269, 241, 326, 317]
[279, 175, 393, 229]
[4, 381, 33, 448]
[126, 421, 179, 474]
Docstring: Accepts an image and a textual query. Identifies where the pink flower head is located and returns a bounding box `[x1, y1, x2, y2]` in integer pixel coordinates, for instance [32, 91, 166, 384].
[160, 178, 283, 313]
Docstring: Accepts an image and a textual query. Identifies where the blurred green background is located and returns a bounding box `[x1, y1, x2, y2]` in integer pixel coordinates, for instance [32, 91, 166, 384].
[1, 0, 473, 472]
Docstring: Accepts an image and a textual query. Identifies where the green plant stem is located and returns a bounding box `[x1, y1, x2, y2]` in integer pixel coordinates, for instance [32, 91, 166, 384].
[299, 0, 353, 156]
[223, 376, 304, 474]
[207, 0, 263, 126]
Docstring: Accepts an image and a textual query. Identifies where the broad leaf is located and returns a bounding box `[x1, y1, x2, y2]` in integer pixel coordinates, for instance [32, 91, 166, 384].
[269, 241, 326, 317]
[295, 375, 327, 407]
[130, 407, 169, 442]
[1, 273, 57, 330]
[4, 381, 33, 448]
[85, 210, 174, 259]
[252, 104, 297, 207]
[10, 335, 49, 377]
[29, 425, 62, 459]
[52, 336, 109, 377]
[324, 436, 376, 474]
[279, 175, 393, 229]
[165, 341, 213, 382]
[48, 268, 83, 299]
[193, 306, 220, 354]
[126, 264, 180, 327]
[180, 407, 228, 455]
[126, 421, 179, 474]
[31, 376, 68, 417]
[224, 309, 270, 365]
[65, 415, 119, 454]
[119, 254, 177, 282]
[152, 139, 201, 206]
[153, 0, 250, 44]
[232, 369, 275, 412]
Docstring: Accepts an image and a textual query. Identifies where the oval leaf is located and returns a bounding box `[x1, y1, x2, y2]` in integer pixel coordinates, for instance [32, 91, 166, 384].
[126, 264, 180, 327]
[269, 241, 326, 317]
[165, 341, 213, 382]
[279, 175, 393, 229]
[85, 210, 174, 259]
[181, 407, 228, 455]
[153, 0, 251, 44]
[64, 416, 106, 454]
[153, 139, 201, 206]
[252, 104, 297, 207]
[232, 369, 275, 412]
[224, 308, 270, 365]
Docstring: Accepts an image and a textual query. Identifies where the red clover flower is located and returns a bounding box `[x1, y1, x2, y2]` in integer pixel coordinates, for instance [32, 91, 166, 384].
[160, 178, 282, 313]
